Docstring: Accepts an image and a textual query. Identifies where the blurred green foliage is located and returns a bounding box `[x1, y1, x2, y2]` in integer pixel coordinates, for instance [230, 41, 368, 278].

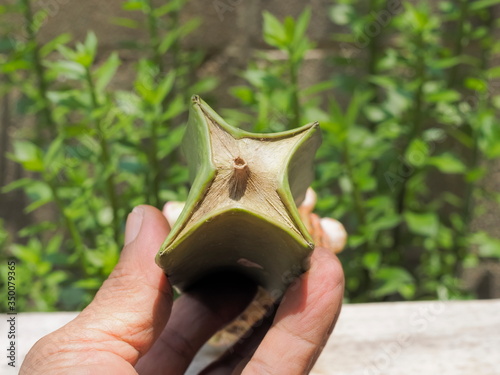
[1, 0, 500, 311]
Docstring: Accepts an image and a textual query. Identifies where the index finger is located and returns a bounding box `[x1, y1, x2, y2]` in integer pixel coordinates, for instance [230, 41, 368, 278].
[243, 246, 344, 374]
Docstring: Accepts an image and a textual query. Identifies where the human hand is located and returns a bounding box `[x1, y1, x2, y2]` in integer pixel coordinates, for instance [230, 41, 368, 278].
[21, 205, 344, 374]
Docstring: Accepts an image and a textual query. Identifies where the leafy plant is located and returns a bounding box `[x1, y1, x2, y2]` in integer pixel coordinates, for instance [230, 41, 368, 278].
[226, 7, 332, 132]
[321, 0, 500, 301]
[229, 1, 500, 302]
[1, 0, 499, 311]
[0, 0, 214, 312]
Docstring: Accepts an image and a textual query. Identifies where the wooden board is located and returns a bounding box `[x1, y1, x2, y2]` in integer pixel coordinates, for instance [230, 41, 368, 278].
[1, 300, 499, 374]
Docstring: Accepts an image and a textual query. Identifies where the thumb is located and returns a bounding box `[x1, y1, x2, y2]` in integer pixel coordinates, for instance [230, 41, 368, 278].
[75, 205, 173, 363]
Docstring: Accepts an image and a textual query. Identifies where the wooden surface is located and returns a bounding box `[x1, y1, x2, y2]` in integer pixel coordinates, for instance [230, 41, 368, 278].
[1, 299, 499, 374]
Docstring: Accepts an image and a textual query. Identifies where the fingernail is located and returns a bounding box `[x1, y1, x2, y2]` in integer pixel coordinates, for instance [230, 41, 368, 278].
[124, 206, 144, 246]
[320, 218, 348, 254]
[300, 187, 317, 213]
[163, 201, 185, 227]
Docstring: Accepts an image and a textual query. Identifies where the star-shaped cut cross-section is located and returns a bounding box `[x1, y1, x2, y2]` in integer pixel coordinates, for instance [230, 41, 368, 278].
[156, 96, 322, 294]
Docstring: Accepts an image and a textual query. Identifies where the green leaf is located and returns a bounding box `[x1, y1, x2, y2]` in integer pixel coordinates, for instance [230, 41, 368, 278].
[74, 278, 103, 289]
[40, 33, 72, 57]
[157, 126, 185, 159]
[470, 0, 500, 11]
[466, 167, 486, 183]
[11, 243, 39, 265]
[0, 59, 31, 73]
[293, 7, 312, 43]
[24, 181, 52, 207]
[368, 215, 401, 232]
[428, 153, 466, 174]
[97, 207, 113, 226]
[404, 3, 430, 31]
[178, 18, 201, 38]
[45, 270, 67, 285]
[364, 105, 386, 122]
[153, 71, 175, 105]
[95, 52, 120, 92]
[18, 222, 57, 237]
[84, 31, 98, 58]
[44, 137, 65, 171]
[470, 232, 500, 258]
[154, 1, 184, 17]
[329, 4, 351, 25]
[1, 178, 35, 193]
[487, 66, 500, 79]
[122, 0, 144, 11]
[56, 44, 76, 60]
[47, 60, 86, 80]
[110, 17, 139, 29]
[346, 90, 371, 127]
[263, 11, 287, 49]
[231, 86, 255, 104]
[426, 90, 461, 103]
[338, 174, 352, 194]
[302, 81, 335, 97]
[362, 251, 381, 271]
[464, 77, 487, 92]
[431, 56, 463, 69]
[85, 250, 104, 268]
[404, 211, 439, 237]
[115, 91, 142, 115]
[11, 141, 44, 171]
[160, 95, 185, 121]
[25, 197, 53, 213]
[372, 267, 415, 299]
[369, 75, 397, 90]
[405, 139, 429, 168]
[189, 76, 218, 94]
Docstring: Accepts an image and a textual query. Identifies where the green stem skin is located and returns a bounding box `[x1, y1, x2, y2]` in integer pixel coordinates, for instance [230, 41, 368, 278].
[453, 10, 494, 276]
[392, 32, 426, 254]
[21, 0, 56, 141]
[84, 67, 120, 243]
[365, 0, 384, 131]
[144, 0, 176, 207]
[289, 60, 301, 129]
[343, 144, 367, 228]
[145, 0, 164, 73]
[148, 119, 161, 208]
[170, 5, 182, 94]
[343, 133, 371, 301]
[447, 0, 468, 87]
[44, 172, 87, 269]
[366, 0, 381, 78]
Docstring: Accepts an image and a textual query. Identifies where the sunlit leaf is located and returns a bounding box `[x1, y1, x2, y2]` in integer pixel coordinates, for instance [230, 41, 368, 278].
[404, 211, 439, 237]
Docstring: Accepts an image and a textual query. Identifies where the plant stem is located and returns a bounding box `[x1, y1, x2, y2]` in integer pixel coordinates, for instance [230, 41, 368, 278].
[366, 0, 381, 79]
[289, 60, 301, 129]
[21, 0, 56, 141]
[170, 3, 182, 96]
[0, 83, 9, 191]
[343, 143, 367, 227]
[364, 0, 387, 133]
[43, 172, 86, 268]
[143, 0, 170, 207]
[392, 32, 426, 253]
[145, 0, 164, 73]
[84, 67, 120, 243]
[453, 10, 494, 275]
[447, 0, 468, 87]
[149, 119, 161, 207]
[342, 139, 371, 300]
